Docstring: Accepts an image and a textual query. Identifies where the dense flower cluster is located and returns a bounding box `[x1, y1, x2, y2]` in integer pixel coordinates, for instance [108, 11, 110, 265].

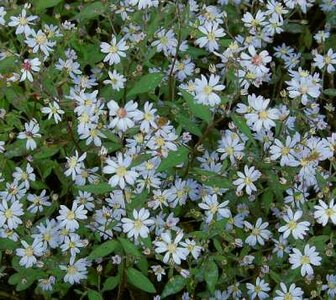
[0, 0, 336, 299]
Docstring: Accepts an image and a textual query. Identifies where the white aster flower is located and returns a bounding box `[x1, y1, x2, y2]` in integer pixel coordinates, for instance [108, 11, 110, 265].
[57, 202, 88, 231]
[194, 74, 225, 106]
[233, 165, 261, 195]
[121, 208, 154, 239]
[289, 244, 322, 276]
[103, 152, 139, 189]
[17, 119, 41, 150]
[314, 199, 336, 226]
[154, 231, 188, 265]
[100, 36, 129, 65]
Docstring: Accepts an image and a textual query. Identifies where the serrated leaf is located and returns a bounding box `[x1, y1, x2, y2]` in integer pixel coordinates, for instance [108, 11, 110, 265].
[88, 240, 119, 260]
[204, 260, 218, 293]
[127, 73, 163, 98]
[157, 146, 189, 172]
[161, 275, 186, 298]
[180, 89, 212, 124]
[103, 275, 120, 292]
[77, 183, 113, 194]
[127, 268, 156, 293]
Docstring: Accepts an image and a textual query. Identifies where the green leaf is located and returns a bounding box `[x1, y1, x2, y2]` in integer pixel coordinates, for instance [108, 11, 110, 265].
[77, 183, 113, 194]
[262, 189, 273, 213]
[75, 2, 105, 22]
[103, 275, 120, 292]
[324, 89, 336, 96]
[126, 268, 156, 293]
[33, 146, 59, 159]
[204, 260, 218, 293]
[118, 237, 141, 257]
[176, 114, 202, 136]
[231, 113, 255, 142]
[180, 89, 212, 124]
[161, 275, 186, 298]
[33, 0, 63, 11]
[0, 238, 17, 250]
[157, 146, 189, 172]
[127, 73, 163, 98]
[88, 240, 120, 260]
[87, 290, 102, 300]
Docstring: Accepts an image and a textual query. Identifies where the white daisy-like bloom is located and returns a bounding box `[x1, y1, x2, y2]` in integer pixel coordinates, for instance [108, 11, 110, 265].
[244, 218, 271, 246]
[151, 28, 178, 56]
[233, 165, 261, 195]
[0, 6, 7, 25]
[274, 282, 304, 300]
[25, 29, 56, 57]
[194, 74, 225, 106]
[60, 258, 90, 285]
[121, 208, 154, 239]
[151, 265, 166, 282]
[171, 57, 195, 81]
[17, 119, 41, 150]
[0, 200, 24, 230]
[129, 0, 159, 9]
[289, 244, 322, 276]
[278, 208, 310, 240]
[64, 151, 87, 181]
[313, 48, 336, 74]
[100, 36, 129, 65]
[20, 58, 41, 82]
[241, 11, 267, 33]
[103, 152, 139, 189]
[322, 274, 336, 298]
[198, 194, 231, 223]
[269, 135, 300, 167]
[41, 101, 65, 124]
[57, 202, 88, 231]
[38, 276, 56, 292]
[286, 69, 321, 105]
[217, 133, 245, 164]
[107, 100, 143, 132]
[195, 22, 226, 52]
[16, 239, 44, 268]
[140, 102, 157, 133]
[60, 233, 84, 258]
[103, 70, 126, 91]
[243, 94, 280, 132]
[27, 190, 51, 213]
[180, 239, 202, 260]
[246, 277, 270, 300]
[8, 8, 38, 35]
[314, 199, 336, 226]
[240, 45, 272, 76]
[154, 231, 189, 265]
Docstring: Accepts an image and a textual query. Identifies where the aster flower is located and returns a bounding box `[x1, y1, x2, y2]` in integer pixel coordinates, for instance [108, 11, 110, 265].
[121, 208, 154, 239]
[194, 74, 225, 106]
[233, 165, 261, 195]
[154, 231, 188, 265]
[289, 244, 322, 276]
[103, 152, 139, 189]
[100, 36, 129, 65]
